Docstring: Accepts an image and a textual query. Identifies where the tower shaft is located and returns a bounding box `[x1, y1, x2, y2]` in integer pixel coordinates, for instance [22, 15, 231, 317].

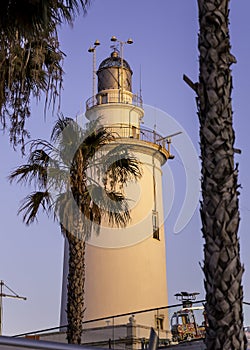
[60, 49, 172, 337]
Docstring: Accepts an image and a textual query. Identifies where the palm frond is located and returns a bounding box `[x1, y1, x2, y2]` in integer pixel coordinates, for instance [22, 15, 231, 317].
[29, 149, 50, 166]
[106, 156, 142, 184]
[18, 190, 52, 225]
[97, 144, 142, 187]
[87, 185, 131, 228]
[47, 166, 70, 191]
[9, 163, 48, 188]
[105, 190, 131, 227]
[0, 0, 91, 35]
[50, 116, 75, 143]
[50, 116, 85, 166]
[29, 139, 57, 157]
[29, 142, 65, 175]
[52, 0, 91, 25]
[79, 190, 102, 239]
[80, 126, 114, 160]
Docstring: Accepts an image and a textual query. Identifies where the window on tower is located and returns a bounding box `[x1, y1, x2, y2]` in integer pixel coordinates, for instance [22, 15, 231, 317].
[152, 210, 159, 240]
[155, 314, 165, 330]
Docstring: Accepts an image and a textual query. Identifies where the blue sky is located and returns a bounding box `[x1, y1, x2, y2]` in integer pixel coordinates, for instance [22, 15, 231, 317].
[1, 0, 250, 335]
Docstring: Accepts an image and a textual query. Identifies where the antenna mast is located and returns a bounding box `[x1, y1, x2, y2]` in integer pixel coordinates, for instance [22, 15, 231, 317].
[0, 280, 27, 335]
[88, 40, 100, 101]
[139, 64, 142, 101]
[110, 36, 133, 103]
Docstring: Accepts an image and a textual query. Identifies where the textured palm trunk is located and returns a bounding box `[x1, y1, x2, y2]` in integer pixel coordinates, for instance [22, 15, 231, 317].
[64, 148, 87, 344]
[196, 0, 247, 349]
[66, 232, 85, 344]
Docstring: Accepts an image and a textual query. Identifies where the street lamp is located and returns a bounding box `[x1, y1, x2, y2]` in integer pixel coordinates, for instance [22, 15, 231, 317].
[88, 40, 100, 101]
[110, 36, 133, 102]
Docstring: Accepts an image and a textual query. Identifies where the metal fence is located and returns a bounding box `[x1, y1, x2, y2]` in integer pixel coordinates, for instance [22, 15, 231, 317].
[12, 301, 206, 349]
[86, 93, 143, 110]
[11, 301, 250, 350]
[104, 125, 167, 150]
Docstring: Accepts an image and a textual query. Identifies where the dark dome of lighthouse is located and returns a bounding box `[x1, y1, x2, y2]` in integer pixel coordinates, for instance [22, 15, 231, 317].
[98, 50, 132, 72]
[97, 50, 133, 93]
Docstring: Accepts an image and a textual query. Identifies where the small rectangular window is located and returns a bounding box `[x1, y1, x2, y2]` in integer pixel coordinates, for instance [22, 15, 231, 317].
[101, 93, 108, 104]
[132, 126, 137, 138]
[152, 211, 159, 240]
[155, 315, 164, 330]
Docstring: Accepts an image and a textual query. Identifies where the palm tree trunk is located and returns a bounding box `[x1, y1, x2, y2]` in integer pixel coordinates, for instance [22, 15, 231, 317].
[66, 233, 85, 344]
[196, 0, 247, 348]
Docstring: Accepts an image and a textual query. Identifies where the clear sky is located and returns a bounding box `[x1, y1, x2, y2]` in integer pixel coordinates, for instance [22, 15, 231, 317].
[1, 0, 250, 336]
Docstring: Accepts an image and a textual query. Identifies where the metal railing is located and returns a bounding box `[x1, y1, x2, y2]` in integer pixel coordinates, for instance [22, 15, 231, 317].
[10, 300, 250, 350]
[105, 125, 167, 150]
[12, 300, 207, 349]
[0, 336, 93, 349]
[86, 93, 143, 110]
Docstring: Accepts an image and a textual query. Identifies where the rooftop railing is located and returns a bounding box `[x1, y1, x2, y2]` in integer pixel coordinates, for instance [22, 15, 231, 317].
[86, 93, 143, 110]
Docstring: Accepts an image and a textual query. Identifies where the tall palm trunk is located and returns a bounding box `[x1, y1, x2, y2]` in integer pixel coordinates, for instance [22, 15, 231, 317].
[196, 0, 247, 348]
[66, 232, 85, 344]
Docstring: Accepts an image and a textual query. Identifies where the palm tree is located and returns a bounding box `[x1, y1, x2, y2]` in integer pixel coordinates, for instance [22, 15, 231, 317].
[9, 116, 141, 344]
[0, 0, 91, 151]
[195, 0, 247, 348]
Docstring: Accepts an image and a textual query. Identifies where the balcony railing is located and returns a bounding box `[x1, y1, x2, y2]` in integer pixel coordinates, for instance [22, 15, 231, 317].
[105, 125, 167, 150]
[86, 93, 143, 110]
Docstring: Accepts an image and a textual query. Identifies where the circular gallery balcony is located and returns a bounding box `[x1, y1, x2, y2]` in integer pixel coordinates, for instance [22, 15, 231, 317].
[105, 124, 174, 161]
[86, 92, 143, 111]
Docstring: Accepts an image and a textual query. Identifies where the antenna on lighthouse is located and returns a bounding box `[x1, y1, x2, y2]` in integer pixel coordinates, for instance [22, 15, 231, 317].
[88, 40, 100, 101]
[110, 36, 133, 102]
[139, 64, 142, 102]
[0, 280, 27, 335]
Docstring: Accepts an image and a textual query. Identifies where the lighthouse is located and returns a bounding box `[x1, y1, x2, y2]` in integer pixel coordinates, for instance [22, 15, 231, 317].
[60, 40, 173, 340]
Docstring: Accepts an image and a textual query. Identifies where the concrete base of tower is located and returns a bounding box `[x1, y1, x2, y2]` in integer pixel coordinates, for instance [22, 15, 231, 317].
[40, 315, 172, 349]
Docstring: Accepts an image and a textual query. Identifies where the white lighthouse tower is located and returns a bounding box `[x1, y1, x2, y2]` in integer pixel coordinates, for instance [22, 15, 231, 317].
[60, 40, 173, 342]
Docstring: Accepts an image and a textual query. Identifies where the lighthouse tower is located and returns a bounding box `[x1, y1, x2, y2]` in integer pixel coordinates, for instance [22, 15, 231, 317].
[60, 45, 173, 336]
